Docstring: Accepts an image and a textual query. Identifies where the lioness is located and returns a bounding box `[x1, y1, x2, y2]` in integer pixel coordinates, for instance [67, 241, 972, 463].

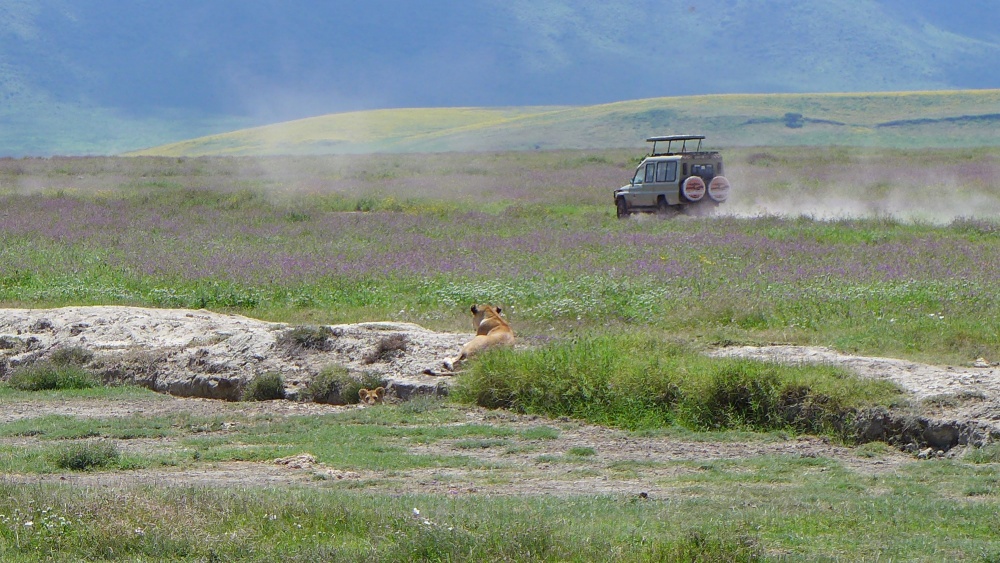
[358, 387, 385, 405]
[443, 304, 514, 372]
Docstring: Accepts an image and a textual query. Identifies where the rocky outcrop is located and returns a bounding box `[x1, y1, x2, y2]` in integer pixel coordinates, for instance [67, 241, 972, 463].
[712, 345, 1000, 449]
[0, 306, 467, 401]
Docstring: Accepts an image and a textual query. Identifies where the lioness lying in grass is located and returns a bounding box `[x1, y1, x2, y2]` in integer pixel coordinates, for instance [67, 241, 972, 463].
[443, 304, 514, 372]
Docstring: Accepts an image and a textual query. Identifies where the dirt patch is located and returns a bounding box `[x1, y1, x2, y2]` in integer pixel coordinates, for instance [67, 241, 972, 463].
[0, 395, 914, 496]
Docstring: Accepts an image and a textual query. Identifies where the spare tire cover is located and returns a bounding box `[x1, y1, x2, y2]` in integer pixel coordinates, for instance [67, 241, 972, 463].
[681, 176, 706, 202]
[708, 176, 731, 202]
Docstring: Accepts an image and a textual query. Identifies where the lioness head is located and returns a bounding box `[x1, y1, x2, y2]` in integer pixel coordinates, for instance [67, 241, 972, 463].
[358, 386, 385, 405]
[471, 304, 503, 329]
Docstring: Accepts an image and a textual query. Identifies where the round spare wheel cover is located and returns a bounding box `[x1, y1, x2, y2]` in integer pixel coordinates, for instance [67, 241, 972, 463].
[708, 176, 731, 202]
[681, 176, 706, 202]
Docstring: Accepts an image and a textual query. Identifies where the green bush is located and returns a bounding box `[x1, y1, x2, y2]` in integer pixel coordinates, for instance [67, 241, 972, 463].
[8, 361, 99, 391]
[52, 441, 120, 471]
[453, 333, 903, 434]
[304, 364, 386, 405]
[243, 371, 286, 401]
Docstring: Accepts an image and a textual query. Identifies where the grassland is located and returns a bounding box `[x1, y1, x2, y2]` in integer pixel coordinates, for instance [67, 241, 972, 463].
[2, 146, 1000, 560]
[128, 90, 1000, 157]
[3, 146, 1000, 363]
[0, 386, 998, 561]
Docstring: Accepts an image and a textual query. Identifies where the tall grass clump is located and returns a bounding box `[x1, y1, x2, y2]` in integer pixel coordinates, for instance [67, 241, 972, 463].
[453, 333, 904, 434]
[51, 440, 121, 471]
[452, 334, 685, 430]
[7, 361, 99, 391]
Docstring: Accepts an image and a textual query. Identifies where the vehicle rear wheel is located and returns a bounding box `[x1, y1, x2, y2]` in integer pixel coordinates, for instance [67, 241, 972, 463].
[684, 201, 718, 217]
[616, 197, 630, 219]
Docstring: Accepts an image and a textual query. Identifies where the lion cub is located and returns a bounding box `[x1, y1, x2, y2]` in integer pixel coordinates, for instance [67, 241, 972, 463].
[358, 387, 385, 405]
[443, 304, 514, 372]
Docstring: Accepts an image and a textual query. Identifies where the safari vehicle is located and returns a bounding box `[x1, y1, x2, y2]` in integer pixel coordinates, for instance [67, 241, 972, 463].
[614, 135, 730, 218]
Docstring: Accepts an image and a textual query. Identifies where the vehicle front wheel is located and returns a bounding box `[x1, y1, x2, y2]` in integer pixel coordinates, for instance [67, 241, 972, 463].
[616, 198, 630, 219]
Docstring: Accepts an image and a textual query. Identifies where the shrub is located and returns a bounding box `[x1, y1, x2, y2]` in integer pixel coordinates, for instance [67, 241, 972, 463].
[278, 325, 334, 352]
[243, 371, 286, 401]
[304, 364, 386, 405]
[49, 346, 95, 366]
[362, 334, 408, 364]
[52, 441, 120, 471]
[8, 361, 99, 391]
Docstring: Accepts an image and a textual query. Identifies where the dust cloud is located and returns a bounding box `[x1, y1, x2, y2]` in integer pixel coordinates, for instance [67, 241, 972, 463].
[721, 151, 1000, 223]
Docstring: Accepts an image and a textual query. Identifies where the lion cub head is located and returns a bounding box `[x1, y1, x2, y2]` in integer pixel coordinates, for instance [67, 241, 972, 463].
[358, 387, 385, 405]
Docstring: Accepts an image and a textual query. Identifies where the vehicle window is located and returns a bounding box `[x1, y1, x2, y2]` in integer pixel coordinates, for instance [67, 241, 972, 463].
[632, 168, 644, 184]
[665, 161, 677, 182]
[644, 163, 656, 183]
[655, 162, 667, 182]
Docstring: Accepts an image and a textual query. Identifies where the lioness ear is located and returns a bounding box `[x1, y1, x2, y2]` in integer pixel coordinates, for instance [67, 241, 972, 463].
[470, 305, 479, 314]
[374, 387, 385, 398]
[495, 306, 502, 314]
[358, 389, 369, 400]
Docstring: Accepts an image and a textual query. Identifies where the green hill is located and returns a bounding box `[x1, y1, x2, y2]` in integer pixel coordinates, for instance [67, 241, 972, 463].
[129, 90, 1000, 156]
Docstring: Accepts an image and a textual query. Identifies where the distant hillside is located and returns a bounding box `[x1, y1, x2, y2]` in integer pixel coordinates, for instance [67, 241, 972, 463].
[1, 0, 999, 156]
[128, 90, 1000, 156]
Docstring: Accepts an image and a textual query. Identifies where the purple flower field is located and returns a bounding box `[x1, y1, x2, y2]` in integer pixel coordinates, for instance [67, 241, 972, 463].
[1, 148, 999, 362]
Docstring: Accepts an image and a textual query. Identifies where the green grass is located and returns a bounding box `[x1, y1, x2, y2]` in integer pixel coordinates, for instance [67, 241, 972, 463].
[0, 454, 998, 560]
[0, 389, 997, 559]
[6, 363, 99, 392]
[50, 441, 121, 471]
[453, 333, 905, 433]
[0, 384, 165, 402]
[3, 146, 1000, 559]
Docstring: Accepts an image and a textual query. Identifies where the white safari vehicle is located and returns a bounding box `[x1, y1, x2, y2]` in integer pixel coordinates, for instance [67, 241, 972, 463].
[614, 135, 731, 218]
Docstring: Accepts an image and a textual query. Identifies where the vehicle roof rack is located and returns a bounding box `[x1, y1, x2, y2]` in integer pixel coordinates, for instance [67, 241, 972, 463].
[646, 135, 705, 156]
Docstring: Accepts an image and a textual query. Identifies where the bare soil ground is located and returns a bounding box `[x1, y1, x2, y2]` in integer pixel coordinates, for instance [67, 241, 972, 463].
[3, 306, 999, 495]
[2, 394, 912, 496]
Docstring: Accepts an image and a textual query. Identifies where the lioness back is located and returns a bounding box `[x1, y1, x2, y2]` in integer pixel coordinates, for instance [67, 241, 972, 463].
[442, 304, 514, 372]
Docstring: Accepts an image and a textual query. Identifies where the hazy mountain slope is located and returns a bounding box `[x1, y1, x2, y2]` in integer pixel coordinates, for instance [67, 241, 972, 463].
[1, 0, 998, 155]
